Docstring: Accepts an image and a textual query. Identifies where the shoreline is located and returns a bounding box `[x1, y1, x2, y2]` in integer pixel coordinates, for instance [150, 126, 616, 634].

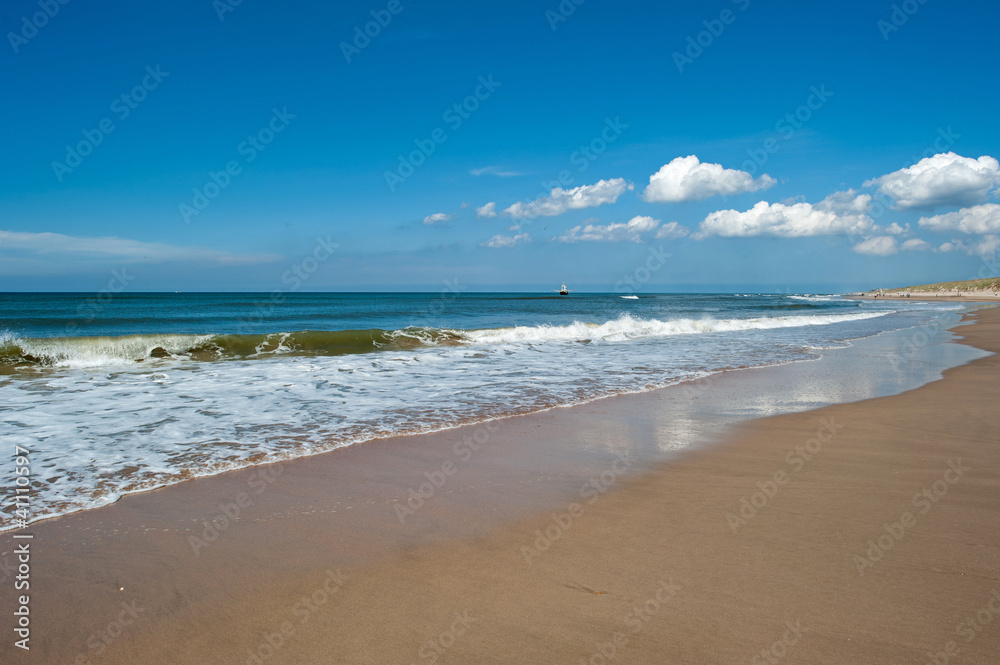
[2, 306, 997, 663]
[1, 304, 980, 534]
[848, 293, 1000, 302]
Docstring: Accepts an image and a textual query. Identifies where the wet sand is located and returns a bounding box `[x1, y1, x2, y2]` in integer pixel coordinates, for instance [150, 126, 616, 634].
[2, 308, 998, 664]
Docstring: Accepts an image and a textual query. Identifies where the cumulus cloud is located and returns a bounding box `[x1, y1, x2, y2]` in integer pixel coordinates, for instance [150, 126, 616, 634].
[423, 212, 453, 225]
[642, 155, 776, 203]
[503, 178, 632, 219]
[973, 235, 1000, 258]
[557, 215, 660, 243]
[865, 152, 1000, 210]
[901, 238, 931, 252]
[695, 191, 874, 238]
[853, 236, 898, 256]
[0, 229, 281, 266]
[481, 233, 530, 248]
[885, 222, 909, 235]
[918, 203, 1000, 235]
[655, 221, 690, 239]
[476, 202, 497, 218]
[814, 189, 873, 215]
[935, 235, 1000, 259]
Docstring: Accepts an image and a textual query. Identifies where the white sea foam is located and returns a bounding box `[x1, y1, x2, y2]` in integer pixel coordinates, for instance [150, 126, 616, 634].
[460, 311, 890, 345]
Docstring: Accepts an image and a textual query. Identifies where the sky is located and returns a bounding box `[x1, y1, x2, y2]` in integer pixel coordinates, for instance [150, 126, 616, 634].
[2, 0, 999, 292]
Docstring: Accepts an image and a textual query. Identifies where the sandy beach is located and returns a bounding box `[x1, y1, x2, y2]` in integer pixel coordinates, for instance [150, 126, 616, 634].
[3, 306, 999, 665]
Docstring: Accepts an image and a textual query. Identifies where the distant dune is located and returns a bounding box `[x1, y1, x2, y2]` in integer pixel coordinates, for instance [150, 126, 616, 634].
[878, 277, 999, 294]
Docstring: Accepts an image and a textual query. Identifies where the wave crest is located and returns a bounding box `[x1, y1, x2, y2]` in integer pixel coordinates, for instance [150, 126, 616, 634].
[1, 311, 890, 370]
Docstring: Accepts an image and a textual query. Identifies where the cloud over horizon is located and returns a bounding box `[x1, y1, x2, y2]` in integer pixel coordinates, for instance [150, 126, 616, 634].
[423, 212, 453, 225]
[503, 178, 632, 219]
[655, 221, 691, 239]
[695, 191, 874, 239]
[481, 232, 530, 248]
[918, 203, 1000, 235]
[557, 215, 660, 243]
[0, 229, 282, 271]
[865, 152, 1000, 210]
[476, 202, 497, 218]
[643, 155, 776, 203]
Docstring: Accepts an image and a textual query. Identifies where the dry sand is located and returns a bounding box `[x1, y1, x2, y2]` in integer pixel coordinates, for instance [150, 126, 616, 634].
[2, 308, 999, 665]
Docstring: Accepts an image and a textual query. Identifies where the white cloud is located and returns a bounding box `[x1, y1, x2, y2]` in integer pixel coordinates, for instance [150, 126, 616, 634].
[865, 152, 1000, 210]
[814, 189, 873, 215]
[655, 221, 691, 239]
[973, 235, 1000, 258]
[470, 166, 525, 177]
[695, 191, 874, 238]
[481, 233, 530, 248]
[918, 203, 1000, 235]
[0, 229, 281, 266]
[423, 212, 453, 225]
[642, 155, 776, 203]
[503, 178, 632, 219]
[853, 236, 898, 256]
[885, 222, 909, 235]
[935, 235, 1000, 259]
[558, 215, 660, 243]
[476, 202, 497, 218]
[901, 238, 931, 252]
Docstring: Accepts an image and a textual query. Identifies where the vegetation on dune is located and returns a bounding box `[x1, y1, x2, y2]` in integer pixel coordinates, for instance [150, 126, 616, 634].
[873, 277, 1000, 293]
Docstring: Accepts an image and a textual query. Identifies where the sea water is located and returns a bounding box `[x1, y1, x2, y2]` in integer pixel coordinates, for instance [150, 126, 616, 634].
[0, 292, 967, 528]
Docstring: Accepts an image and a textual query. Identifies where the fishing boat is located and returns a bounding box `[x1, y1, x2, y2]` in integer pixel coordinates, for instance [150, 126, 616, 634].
[554, 283, 571, 296]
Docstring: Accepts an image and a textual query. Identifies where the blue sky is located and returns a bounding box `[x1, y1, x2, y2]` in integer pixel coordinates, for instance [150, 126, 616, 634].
[2, 0, 999, 292]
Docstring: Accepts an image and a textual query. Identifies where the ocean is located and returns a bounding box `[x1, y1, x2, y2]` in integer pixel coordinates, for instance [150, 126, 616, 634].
[0, 292, 966, 529]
